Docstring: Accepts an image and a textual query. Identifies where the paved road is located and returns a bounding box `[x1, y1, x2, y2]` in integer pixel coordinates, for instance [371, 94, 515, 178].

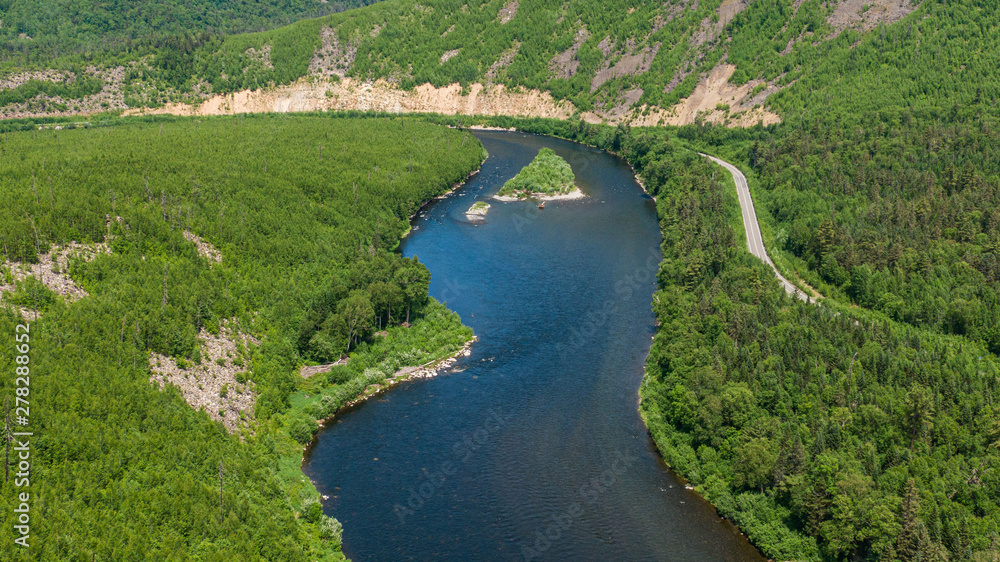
[701, 153, 809, 302]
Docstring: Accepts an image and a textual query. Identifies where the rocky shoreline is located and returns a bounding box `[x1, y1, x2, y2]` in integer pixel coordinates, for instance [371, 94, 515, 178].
[403, 155, 487, 237]
[492, 186, 586, 202]
[317, 336, 477, 428]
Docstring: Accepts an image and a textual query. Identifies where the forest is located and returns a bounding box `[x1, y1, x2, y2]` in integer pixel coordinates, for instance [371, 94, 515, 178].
[0, 114, 484, 559]
[0, 0, 384, 69]
[636, 132, 1000, 561]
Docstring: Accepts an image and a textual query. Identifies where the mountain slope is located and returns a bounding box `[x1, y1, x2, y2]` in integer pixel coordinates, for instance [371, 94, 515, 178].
[185, 0, 919, 122]
[1, 0, 939, 125]
[0, 115, 484, 560]
[0, 0, 382, 67]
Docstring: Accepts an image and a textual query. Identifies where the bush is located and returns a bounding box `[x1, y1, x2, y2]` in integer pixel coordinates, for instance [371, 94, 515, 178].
[320, 515, 343, 542]
[325, 364, 354, 385]
[302, 498, 323, 523]
[287, 415, 318, 444]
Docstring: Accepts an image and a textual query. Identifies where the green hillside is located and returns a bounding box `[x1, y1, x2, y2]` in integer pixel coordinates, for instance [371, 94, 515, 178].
[159, 0, 849, 114]
[0, 0, 382, 68]
[176, 0, 913, 113]
[0, 115, 483, 560]
[5, 1, 998, 128]
[0, 0, 938, 122]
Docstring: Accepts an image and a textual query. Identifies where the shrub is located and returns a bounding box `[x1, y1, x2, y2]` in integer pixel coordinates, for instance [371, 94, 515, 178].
[287, 415, 318, 444]
[320, 515, 343, 542]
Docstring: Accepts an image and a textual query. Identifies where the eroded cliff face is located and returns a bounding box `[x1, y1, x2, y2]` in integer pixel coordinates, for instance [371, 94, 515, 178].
[3, 0, 791, 128]
[124, 78, 576, 120]
[123, 68, 781, 128]
[627, 64, 782, 128]
[116, 14, 778, 128]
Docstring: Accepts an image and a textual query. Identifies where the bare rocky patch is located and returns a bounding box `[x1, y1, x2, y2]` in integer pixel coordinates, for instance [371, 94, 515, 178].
[465, 201, 490, 220]
[663, 61, 697, 95]
[0, 66, 128, 120]
[549, 28, 589, 80]
[486, 42, 520, 82]
[828, 0, 917, 34]
[440, 49, 461, 64]
[691, 0, 749, 48]
[497, 0, 519, 24]
[1, 241, 111, 303]
[244, 45, 274, 70]
[130, 77, 575, 120]
[653, 1, 689, 32]
[308, 27, 359, 78]
[0, 69, 69, 90]
[630, 63, 781, 127]
[590, 37, 660, 92]
[149, 320, 259, 433]
[183, 231, 222, 264]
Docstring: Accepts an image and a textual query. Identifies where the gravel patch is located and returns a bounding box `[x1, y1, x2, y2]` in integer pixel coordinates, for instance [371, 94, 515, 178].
[149, 320, 259, 433]
[183, 230, 222, 264]
[1, 241, 111, 302]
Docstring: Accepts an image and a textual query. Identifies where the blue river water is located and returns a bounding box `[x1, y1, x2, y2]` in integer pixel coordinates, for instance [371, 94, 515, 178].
[302, 131, 764, 561]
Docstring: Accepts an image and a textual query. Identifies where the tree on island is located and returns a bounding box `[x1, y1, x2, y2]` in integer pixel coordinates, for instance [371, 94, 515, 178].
[498, 148, 575, 199]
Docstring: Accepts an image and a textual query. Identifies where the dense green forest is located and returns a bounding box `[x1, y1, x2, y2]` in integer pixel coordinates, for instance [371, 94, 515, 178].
[547, 115, 1000, 559]
[497, 147, 575, 197]
[638, 133, 1000, 561]
[668, 0, 1000, 359]
[0, 115, 484, 559]
[0, 0, 383, 69]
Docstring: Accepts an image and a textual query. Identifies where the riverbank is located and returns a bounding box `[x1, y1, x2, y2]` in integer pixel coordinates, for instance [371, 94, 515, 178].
[256, 123, 486, 559]
[402, 154, 488, 238]
[324, 336, 476, 420]
[628, 162, 653, 201]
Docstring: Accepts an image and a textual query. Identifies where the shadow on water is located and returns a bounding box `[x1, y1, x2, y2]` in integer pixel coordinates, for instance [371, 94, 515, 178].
[302, 131, 765, 561]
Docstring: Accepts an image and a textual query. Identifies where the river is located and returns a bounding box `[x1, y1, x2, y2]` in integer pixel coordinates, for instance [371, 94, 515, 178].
[302, 131, 764, 561]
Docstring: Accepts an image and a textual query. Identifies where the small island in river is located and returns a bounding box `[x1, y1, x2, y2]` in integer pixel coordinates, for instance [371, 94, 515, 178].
[494, 148, 585, 201]
[466, 201, 490, 219]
